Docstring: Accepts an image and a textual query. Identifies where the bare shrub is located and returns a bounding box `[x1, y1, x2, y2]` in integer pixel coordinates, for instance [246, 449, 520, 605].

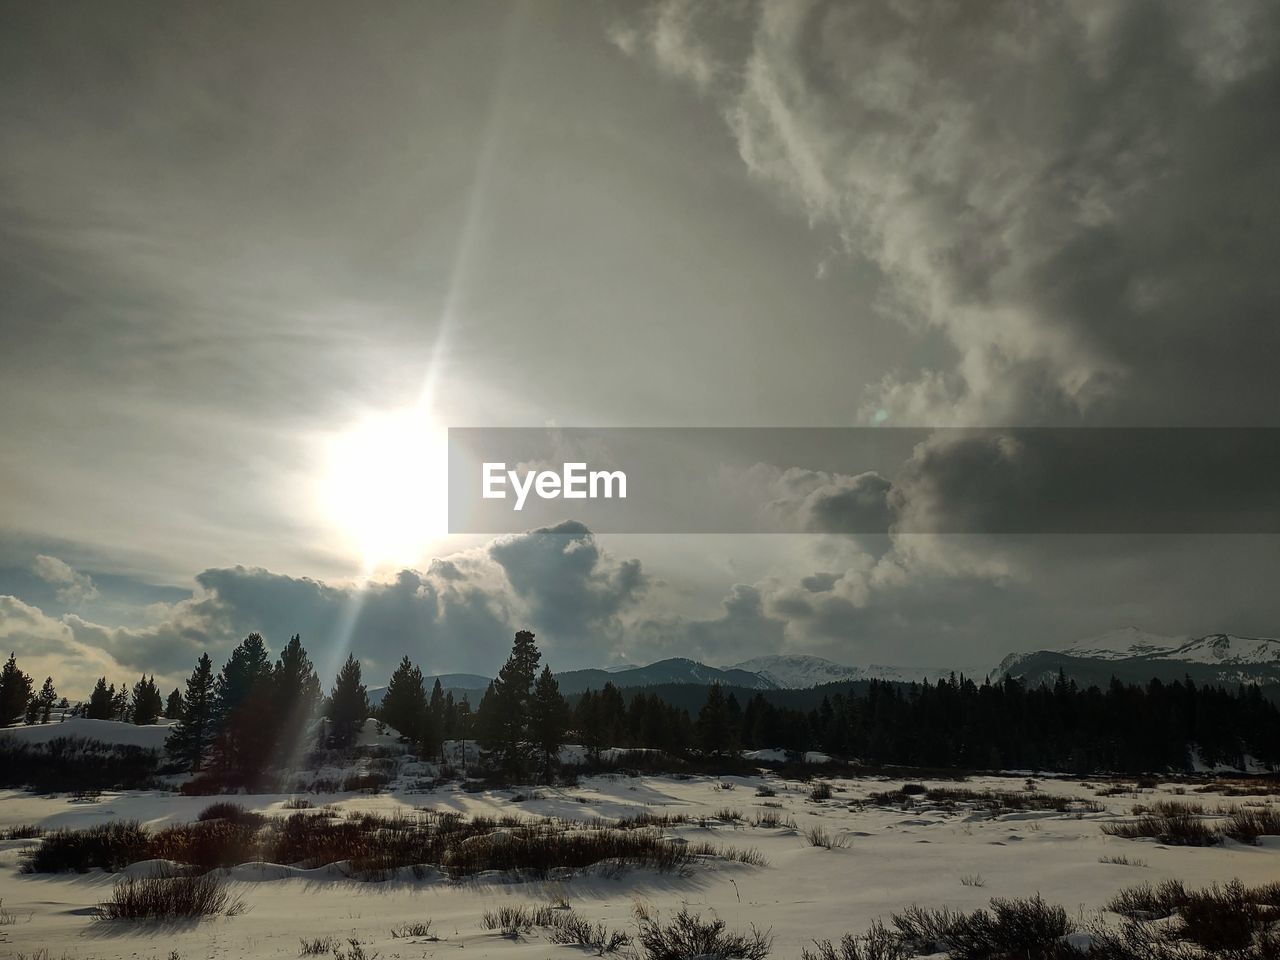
[805, 826, 848, 849]
[390, 920, 435, 939]
[150, 821, 260, 871]
[803, 921, 911, 960]
[95, 872, 244, 921]
[299, 936, 338, 955]
[546, 909, 631, 953]
[809, 782, 833, 802]
[634, 905, 772, 960]
[1106, 878, 1190, 919]
[1223, 807, 1280, 844]
[751, 810, 796, 830]
[1101, 803, 1222, 846]
[481, 903, 556, 936]
[22, 820, 149, 873]
[196, 802, 266, 827]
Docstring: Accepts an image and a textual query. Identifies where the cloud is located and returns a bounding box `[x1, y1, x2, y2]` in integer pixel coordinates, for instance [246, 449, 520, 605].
[32, 554, 98, 605]
[0, 595, 131, 696]
[613, 0, 1280, 426]
[488, 521, 647, 660]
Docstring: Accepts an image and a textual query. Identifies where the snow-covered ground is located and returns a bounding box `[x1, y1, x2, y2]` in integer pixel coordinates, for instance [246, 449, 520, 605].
[0, 718, 176, 750]
[3, 771, 1279, 959]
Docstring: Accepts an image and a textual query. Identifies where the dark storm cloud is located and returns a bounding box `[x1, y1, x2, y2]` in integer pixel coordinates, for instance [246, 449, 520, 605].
[488, 520, 647, 653]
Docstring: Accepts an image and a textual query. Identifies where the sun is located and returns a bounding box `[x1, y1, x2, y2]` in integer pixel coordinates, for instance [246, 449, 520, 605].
[320, 409, 448, 572]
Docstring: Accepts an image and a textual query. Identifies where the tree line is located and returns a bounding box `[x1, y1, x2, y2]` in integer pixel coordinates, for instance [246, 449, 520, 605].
[602, 672, 1280, 774]
[6, 641, 1280, 777]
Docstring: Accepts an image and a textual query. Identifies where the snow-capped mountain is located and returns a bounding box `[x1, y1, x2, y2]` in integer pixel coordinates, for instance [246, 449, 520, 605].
[726, 655, 964, 690]
[1062, 626, 1189, 660]
[998, 627, 1280, 689]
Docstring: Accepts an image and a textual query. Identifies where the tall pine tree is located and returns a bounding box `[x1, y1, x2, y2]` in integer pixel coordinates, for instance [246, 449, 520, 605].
[86, 677, 114, 720]
[380, 655, 427, 743]
[529, 665, 569, 780]
[165, 654, 215, 771]
[211, 635, 274, 779]
[164, 688, 184, 720]
[131, 674, 163, 725]
[476, 630, 541, 777]
[326, 653, 369, 747]
[696, 683, 737, 757]
[37, 676, 57, 723]
[0, 653, 33, 727]
[272, 634, 322, 763]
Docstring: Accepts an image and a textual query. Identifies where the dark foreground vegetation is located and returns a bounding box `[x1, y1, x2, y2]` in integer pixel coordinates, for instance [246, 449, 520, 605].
[0, 737, 163, 792]
[96, 871, 244, 921]
[803, 880, 1280, 959]
[1101, 799, 1280, 846]
[22, 804, 764, 879]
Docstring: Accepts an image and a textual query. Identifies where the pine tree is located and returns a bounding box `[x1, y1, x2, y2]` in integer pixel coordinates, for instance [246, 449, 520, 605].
[37, 676, 57, 723]
[24, 696, 39, 724]
[110, 681, 129, 721]
[165, 688, 184, 720]
[476, 630, 541, 777]
[86, 677, 114, 720]
[696, 683, 736, 757]
[326, 653, 369, 747]
[529, 665, 569, 780]
[381, 656, 427, 743]
[165, 654, 215, 771]
[131, 674, 163, 725]
[212, 634, 275, 778]
[272, 634, 322, 762]
[428, 678, 446, 760]
[0, 653, 33, 727]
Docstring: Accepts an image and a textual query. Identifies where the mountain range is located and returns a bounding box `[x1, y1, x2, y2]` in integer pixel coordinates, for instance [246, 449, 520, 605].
[995, 626, 1280, 689]
[367, 627, 1280, 704]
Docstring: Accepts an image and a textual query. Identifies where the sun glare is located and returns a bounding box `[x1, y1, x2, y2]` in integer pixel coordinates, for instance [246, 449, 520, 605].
[320, 410, 448, 572]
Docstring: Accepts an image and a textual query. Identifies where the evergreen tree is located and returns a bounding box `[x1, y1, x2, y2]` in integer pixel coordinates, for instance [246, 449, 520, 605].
[110, 681, 129, 721]
[0, 653, 33, 727]
[165, 688, 184, 720]
[326, 653, 369, 747]
[381, 655, 427, 743]
[37, 676, 57, 723]
[428, 678, 446, 759]
[212, 633, 275, 778]
[272, 634, 322, 762]
[165, 654, 215, 771]
[86, 677, 114, 720]
[529, 665, 569, 780]
[696, 683, 737, 757]
[24, 696, 40, 724]
[476, 630, 541, 777]
[131, 674, 163, 725]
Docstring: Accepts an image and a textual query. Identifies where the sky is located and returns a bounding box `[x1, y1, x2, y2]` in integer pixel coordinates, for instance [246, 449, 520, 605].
[2, 0, 1279, 696]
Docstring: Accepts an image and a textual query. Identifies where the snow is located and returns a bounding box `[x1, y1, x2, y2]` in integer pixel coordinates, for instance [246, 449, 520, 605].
[5, 770, 1278, 959]
[1063, 626, 1188, 660]
[1155, 633, 1280, 665]
[0, 717, 176, 750]
[727, 655, 965, 689]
